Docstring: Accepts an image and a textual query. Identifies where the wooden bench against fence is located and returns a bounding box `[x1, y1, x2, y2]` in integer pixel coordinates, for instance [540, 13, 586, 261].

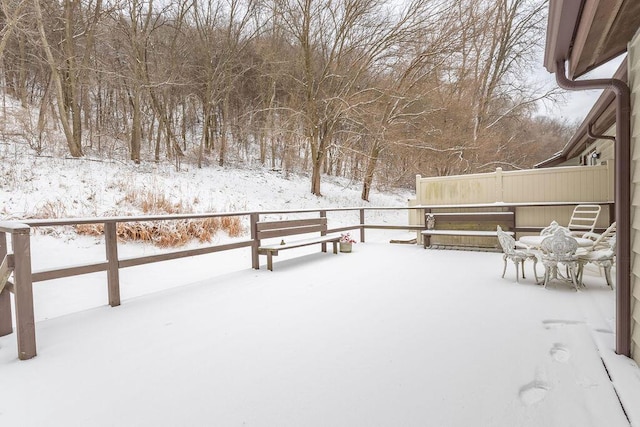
[256, 217, 341, 271]
[421, 211, 515, 249]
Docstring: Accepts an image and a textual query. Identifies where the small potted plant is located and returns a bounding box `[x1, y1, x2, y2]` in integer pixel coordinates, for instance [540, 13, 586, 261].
[339, 232, 356, 253]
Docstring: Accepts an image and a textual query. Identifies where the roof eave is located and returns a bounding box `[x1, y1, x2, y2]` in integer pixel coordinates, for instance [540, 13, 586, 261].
[537, 57, 627, 168]
[543, 0, 585, 74]
[534, 153, 566, 169]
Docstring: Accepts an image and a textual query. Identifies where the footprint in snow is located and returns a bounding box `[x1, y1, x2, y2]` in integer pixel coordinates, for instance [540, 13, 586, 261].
[542, 319, 584, 329]
[549, 343, 571, 363]
[519, 380, 550, 406]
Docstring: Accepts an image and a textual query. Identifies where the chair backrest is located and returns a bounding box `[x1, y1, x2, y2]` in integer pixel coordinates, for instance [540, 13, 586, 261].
[568, 204, 601, 234]
[541, 229, 578, 261]
[583, 221, 616, 250]
[496, 225, 516, 255]
[540, 220, 571, 236]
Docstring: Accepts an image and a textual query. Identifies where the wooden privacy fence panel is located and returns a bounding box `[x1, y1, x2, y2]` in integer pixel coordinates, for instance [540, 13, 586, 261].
[414, 165, 614, 235]
[501, 165, 613, 203]
[415, 171, 499, 205]
[416, 165, 613, 206]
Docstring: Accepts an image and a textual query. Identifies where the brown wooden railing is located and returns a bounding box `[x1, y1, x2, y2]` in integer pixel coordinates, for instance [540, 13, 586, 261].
[0, 202, 614, 360]
[0, 207, 426, 360]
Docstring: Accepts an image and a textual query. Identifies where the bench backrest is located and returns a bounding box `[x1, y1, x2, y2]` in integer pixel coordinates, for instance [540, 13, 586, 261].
[257, 217, 327, 240]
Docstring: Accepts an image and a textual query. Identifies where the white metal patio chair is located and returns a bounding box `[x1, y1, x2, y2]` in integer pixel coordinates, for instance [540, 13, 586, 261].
[579, 221, 616, 252]
[567, 204, 601, 237]
[540, 220, 571, 236]
[577, 226, 616, 289]
[539, 229, 580, 291]
[497, 225, 539, 283]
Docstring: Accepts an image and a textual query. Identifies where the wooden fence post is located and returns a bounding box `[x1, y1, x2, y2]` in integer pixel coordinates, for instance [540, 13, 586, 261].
[105, 221, 121, 307]
[0, 231, 12, 337]
[12, 225, 36, 360]
[495, 167, 503, 202]
[320, 210, 327, 252]
[360, 209, 365, 243]
[250, 213, 259, 269]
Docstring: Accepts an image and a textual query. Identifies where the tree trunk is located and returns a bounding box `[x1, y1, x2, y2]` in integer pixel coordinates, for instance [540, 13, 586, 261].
[272, 137, 278, 169]
[310, 160, 322, 196]
[259, 133, 266, 165]
[36, 76, 53, 153]
[361, 142, 381, 201]
[130, 92, 142, 163]
[33, 0, 82, 157]
[63, 0, 83, 153]
[219, 98, 229, 167]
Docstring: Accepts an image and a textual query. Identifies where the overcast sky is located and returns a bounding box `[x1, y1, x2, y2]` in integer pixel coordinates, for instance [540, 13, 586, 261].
[534, 54, 627, 124]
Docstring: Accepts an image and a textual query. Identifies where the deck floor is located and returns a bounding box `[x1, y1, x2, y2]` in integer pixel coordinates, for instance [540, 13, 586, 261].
[0, 235, 637, 426]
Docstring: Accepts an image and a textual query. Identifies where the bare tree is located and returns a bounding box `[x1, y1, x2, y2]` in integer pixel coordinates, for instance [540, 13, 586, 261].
[188, 0, 260, 167]
[1, 0, 564, 192]
[274, 0, 442, 196]
[355, 3, 456, 200]
[31, 0, 107, 157]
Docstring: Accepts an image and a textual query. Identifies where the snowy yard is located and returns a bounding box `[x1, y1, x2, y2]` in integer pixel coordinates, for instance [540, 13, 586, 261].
[1, 232, 639, 426]
[1, 142, 638, 425]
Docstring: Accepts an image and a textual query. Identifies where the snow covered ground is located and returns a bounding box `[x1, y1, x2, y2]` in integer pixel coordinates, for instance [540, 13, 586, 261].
[1, 137, 639, 425]
[1, 237, 639, 426]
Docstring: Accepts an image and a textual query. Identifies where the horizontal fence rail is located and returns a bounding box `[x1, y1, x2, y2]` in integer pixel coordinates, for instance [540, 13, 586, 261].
[0, 202, 614, 360]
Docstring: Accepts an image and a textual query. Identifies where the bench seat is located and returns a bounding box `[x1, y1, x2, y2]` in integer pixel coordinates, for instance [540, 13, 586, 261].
[421, 229, 513, 249]
[259, 234, 341, 252]
[255, 217, 342, 270]
[421, 230, 513, 237]
[259, 235, 340, 271]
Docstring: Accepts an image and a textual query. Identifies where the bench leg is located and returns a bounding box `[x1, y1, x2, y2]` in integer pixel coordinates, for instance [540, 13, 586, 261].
[267, 252, 273, 271]
[321, 242, 327, 253]
[332, 241, 338, 254]
[423, 234, 430, 249]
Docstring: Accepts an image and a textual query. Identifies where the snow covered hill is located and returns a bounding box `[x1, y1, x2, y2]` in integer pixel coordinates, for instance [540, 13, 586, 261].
[1, 142, 412, 222]
[1, 93, 412, 226]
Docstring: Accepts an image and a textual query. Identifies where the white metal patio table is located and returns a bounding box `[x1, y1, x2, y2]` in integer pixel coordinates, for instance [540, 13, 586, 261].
[517, 235, 594, 250]
[516, 235, 594, 287]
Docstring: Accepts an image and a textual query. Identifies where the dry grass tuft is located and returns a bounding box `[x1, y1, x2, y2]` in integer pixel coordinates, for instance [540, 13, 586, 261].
[75, 189, 244, 247]
[220, 216, 243, 237]
[124, 189, 185, 214]
[33, 200, 68, 219]
[76, 219, 227, 248]
[75, 224, 103, 236]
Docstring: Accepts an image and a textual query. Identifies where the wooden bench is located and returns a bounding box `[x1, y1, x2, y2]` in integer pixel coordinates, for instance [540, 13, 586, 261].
[257, 217, 341, 271]
[421, 211, 514, 249]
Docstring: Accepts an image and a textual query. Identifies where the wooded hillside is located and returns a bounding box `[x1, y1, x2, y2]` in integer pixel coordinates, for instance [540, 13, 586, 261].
[0, 0, 573, 199]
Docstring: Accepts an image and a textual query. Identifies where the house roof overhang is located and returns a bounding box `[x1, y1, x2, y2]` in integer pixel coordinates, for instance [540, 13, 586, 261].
[536, 57, 627, 168]
[544, 0, 640, 78]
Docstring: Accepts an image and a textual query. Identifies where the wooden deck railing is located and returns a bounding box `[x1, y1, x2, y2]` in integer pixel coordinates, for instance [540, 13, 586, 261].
[0, 207, 426, 360]
[0, 202, 614, 360]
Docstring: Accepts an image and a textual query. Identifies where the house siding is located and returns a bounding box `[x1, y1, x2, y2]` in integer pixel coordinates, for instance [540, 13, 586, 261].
[629, 30, 640, 365]
[556, 126, 615, 168]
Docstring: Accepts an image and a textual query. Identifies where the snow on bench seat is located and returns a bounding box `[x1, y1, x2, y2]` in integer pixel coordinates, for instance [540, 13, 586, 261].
[256, 218, 341, 271]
